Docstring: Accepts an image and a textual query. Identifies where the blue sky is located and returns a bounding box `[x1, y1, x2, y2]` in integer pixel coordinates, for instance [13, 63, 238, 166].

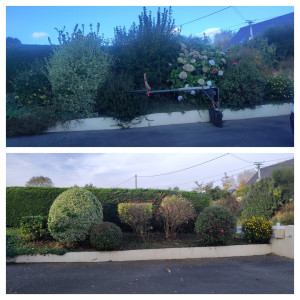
[6, 6, 294, 45]
[6, 153, 294, 189]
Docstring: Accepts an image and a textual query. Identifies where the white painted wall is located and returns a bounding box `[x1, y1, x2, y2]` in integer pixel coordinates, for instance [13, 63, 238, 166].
[47, 103, 292, 133]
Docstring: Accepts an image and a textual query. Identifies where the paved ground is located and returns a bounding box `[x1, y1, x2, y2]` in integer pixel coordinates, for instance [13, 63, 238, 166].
[6, 255, 294, 294]
[6, 115, 294, 147]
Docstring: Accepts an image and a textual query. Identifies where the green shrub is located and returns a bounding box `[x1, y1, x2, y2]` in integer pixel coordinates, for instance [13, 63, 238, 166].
[271, 166, 294, 203]
[241, 177, 282, 220]
[20, 216, 50, 241]
[271, 201, 294, 225]
[218, 52, 266, 109]
[90, 222, 122, 250]
[263, 24, 294, 61]
[97, 71, 149, 125]
[160, 195, 196, 239]
[213, 194, 241, 216]
[118, 203, 152, 241]
[6, 187, 208, 229]
[242, 216, 272, 244]
[6, 96, 57, 137]
[6, 233, 25, 258]
[46, 26, 111, 122]
[48, 188, 103, 243]
[6, 44, 54, 93]
[11, 59, 53, 108]
[264, 74, 294, 102]
[195, 206, 236, 246]
[112, 7, 180, 90]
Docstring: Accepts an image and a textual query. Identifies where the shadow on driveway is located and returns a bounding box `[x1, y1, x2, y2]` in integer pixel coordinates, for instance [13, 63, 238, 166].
[6, 254, 294, 294]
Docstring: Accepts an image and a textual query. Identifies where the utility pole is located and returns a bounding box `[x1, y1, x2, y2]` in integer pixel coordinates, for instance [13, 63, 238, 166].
[135, 174, 137, 189]
[246, 20, 255, 40]
[254, 162, 263, 181]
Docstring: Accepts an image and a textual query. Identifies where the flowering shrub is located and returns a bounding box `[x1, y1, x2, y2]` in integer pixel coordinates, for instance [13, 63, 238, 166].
[90, 222, 122, 250]
[169, 43, 228, 90]
[195, 206, 236, 246]
[242, 216, 272, 244]
[160, 195, 196, 239]
[265, 74, 294, 102]
[118, 203, 152, 241]
[48, 188, 103, 243]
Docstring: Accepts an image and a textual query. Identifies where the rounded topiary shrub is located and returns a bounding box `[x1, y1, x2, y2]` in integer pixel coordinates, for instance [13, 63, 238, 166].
[195, 206, 236, 246]
[242, 216, 272, 244]
[48, 188, 103, 243]
[90, 222, 122, 251]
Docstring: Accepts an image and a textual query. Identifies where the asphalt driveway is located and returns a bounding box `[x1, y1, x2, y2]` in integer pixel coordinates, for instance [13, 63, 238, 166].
[6, 254, 294, 294]
[6, 115, 294, 147]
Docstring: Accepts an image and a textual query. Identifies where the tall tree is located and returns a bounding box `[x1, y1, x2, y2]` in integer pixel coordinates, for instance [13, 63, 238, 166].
[26, 176, 54, 187]
[213, 30, 234, 50]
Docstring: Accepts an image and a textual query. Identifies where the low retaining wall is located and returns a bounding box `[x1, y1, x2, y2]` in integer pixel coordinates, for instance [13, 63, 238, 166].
[47, 103, 292, 133]
[7, 225, 294, 263]
[7, 244, 272, 264]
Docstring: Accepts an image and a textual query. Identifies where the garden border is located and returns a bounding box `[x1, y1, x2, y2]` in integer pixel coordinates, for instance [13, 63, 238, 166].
[47, 103, 292, 132]
[7, 226, 293, 263]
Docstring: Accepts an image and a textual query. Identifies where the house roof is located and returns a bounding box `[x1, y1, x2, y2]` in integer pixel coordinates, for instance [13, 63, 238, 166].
[225, 12, 294, 49]
[246, 158, 294, 186]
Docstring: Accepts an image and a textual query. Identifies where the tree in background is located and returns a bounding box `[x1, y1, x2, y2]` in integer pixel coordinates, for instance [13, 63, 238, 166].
[213, 30, 234, 50]
[221, 170, 255, 190]
[194, 181, 230, 201]
[6, 37, 21, 45]
[26, 176, 54, 187]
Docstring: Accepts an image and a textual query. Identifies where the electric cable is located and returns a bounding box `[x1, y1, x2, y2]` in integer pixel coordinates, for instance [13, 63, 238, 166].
[178, 6, 232, 27]
[139, 153, 229, 178]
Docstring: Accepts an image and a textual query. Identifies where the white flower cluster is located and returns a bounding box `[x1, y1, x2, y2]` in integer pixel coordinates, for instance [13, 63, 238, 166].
[183, 64, 195, 72]
[179, 71, 188, 79]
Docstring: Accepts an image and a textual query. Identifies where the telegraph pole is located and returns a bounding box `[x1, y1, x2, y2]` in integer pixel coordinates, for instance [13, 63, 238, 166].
[254, 162, 263, 181]
[135, 174, 137, 189]
[246, 20, 255, 40]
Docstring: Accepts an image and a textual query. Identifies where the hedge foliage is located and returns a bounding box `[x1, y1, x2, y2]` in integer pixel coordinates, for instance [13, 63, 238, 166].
[6, 187, 210, 229]
[6, 44, 54, 93]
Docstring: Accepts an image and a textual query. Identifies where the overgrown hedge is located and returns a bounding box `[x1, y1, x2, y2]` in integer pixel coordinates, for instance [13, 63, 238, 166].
[6, 44, 55, 93]
[6, 187, 210, 229]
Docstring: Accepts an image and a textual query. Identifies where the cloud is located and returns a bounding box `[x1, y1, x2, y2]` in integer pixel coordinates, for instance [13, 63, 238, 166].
[198, 27, 221, 38]
[32, 32, 48, 39]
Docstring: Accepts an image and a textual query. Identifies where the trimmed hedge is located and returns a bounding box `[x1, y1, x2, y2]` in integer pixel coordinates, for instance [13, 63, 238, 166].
[6, 187, 211, 229]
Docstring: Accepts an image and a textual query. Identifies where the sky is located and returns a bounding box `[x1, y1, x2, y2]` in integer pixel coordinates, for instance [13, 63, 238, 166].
[6, 5, 294, 45]
[6, 153, 294, 190]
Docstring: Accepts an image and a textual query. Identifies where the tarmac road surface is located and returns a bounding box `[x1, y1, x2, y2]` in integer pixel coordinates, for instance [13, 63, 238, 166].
[6, 115, 294, 147]
[6, 254, 294, 294]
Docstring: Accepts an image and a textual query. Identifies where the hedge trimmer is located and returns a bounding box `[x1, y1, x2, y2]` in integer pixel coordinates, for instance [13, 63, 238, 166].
[128, 73, 222, 127]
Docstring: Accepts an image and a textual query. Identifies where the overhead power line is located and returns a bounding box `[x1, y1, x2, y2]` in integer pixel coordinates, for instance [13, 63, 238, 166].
[229, 154, 253, 164]
[139, 153, 229, 178]
[233, 6, 247, 21]
[110, 176, 135, 188]
[178, 6, 232, 27]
